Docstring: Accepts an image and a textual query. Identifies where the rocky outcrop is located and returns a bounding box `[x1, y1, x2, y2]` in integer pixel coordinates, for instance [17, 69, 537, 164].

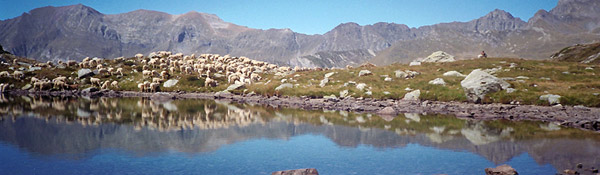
[420, 51, 456, 63]
[461, 69, 510, 103]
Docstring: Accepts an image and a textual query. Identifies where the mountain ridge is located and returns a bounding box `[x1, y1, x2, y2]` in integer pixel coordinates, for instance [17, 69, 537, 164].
[1, 0, 599, 67]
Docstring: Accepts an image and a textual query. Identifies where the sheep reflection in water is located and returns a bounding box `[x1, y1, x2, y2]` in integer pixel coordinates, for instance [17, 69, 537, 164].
[0, 95, 266, 131]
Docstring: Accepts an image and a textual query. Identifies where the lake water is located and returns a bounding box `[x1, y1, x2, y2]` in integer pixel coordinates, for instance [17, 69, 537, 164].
[0, 95, 599, 174]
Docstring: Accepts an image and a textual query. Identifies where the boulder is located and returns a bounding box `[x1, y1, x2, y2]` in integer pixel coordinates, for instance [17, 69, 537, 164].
[358, 70, 372, 77]
[443, 71, 466, 77]
[272, 168, 319, 175]
[395, 70, 419, 79]
[225, 83, 245, 91]
[77, 69, 94, 79]
[403, 90, 421, 101]
[275, 83, 293, 91]
[421, 51, 456, 63]
[539, 94, 561, 105]
[428, 78, 446, 86]
[384, 77, 392, 81]
[461, 69, 511, 103]
[81, 87, 98, 93]
[484, 164, 518, 175]
[163, 79, 179, 88]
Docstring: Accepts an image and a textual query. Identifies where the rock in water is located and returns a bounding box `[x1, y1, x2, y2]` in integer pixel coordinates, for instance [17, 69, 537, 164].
[358, 70, 372, 76]
[163, 79, 178, 88]
[272, 168, 319, 175]
[461, 69, 511, 103]
[275, 83, 293, 91]
[428, 78, 446, 86]
[403, 90, 420, 101]
[484, 164, 518, 175]
[421, 51, 456, 63]
[540, 94, 561, 105]
[78, 69, 94, 79]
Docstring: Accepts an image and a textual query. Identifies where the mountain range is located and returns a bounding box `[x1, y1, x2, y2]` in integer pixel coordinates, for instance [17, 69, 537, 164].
[0, 0, 599, 67]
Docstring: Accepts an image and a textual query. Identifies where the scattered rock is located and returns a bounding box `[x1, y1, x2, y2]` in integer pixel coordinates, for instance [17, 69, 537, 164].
[403, 90, 420, 101]
[225, 83, 245, 91]
[358, 70, 372, 76]
[485, 164, 518, 175]
[21, 84, 31, 90]
[421, 51, 456, 63]
[28, 67, 41, 72]
[323, 95, 338, 102]
[275, 83, 293, 91]
[319, 78, 329, 87]
[409, 61, 421, 66]
[540, 94, 561, 105]
[461, 69, 511, 103]
[540, 77, 551, 81]
[563, 71, 570, 74]
[272, 168, 319, 175]
[443, 71, 466, 77]
[384, 77, 392, 81]
[77, 69, 94, 79]
[377, 107, 398, 115]
[365, 91, 372, 96]
[339, 90, 349, 98]
[429, 78, 446, 86]
[356, 83, 367, 91]
[516, 76, 529, 80]
[585, 67, 594, 70]
[505, 88, 516, 94]
[395, 70, 419, 79]
[563, 169, 578, 175]
[324, 72, 336, 78]
[81, 87, 98, 93]
[383, 91, 390, 95]
[163, 79, 179, 88]
[509, 63, 518, 68]
[150, 93, 175, 101]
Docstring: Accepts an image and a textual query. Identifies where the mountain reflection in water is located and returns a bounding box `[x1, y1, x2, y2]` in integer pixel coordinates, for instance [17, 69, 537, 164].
[0, 95, 599, 174]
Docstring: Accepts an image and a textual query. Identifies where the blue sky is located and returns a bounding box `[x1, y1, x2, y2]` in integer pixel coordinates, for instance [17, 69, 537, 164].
[0, 0, 559, 35]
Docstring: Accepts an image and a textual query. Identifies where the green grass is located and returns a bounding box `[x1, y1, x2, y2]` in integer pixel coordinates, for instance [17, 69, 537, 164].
[1, 56, 599, 107]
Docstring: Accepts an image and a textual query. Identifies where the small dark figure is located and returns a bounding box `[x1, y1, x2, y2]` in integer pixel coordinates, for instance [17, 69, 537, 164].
[479, 51, 488, 58]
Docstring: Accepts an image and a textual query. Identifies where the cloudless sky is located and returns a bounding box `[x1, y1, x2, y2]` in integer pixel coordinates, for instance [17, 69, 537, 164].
[0, 0, 559, 35]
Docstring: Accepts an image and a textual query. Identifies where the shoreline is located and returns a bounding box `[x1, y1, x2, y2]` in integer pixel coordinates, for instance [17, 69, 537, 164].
[6, 89, 600, 132]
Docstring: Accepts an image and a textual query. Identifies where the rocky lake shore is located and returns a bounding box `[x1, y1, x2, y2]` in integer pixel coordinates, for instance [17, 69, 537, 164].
[8, 88, 600, 132]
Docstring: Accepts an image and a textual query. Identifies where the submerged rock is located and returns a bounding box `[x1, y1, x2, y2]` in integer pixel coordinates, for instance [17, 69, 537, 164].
[461, 69, 510, 103]
[485, 164, 518, 175]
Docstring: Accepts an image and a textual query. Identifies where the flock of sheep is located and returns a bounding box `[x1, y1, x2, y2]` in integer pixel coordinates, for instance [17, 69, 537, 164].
[0, 50, 313, 93]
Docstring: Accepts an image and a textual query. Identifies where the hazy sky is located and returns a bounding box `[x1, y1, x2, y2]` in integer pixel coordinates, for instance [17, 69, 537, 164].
[0, 0, 559, 35]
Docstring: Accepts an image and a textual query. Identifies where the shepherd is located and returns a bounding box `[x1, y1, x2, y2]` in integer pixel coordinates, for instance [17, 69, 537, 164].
[478, 51, 488, 58]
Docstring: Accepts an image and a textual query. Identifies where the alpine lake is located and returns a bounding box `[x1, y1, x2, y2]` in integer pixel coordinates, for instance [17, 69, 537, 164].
[0, 94, 599, 175]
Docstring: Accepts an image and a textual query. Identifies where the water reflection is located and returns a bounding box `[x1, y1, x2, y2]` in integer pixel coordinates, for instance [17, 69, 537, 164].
[1, 94, 600, 173]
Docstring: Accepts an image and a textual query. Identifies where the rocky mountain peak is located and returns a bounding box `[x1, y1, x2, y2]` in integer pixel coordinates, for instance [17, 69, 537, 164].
[469, 9, 525, 31]
[552, 0, 600, 18]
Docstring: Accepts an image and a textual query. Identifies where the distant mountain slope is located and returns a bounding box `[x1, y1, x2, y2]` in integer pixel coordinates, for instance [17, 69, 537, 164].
[1, 0, 599, 67]
[372, 0, 600, 65]
[551, 42, 600, 64]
